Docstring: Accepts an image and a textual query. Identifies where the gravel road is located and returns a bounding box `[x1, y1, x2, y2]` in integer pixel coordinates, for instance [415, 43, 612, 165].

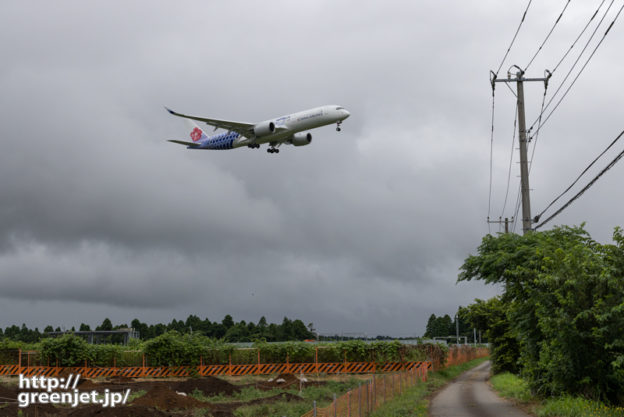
[429, 361, 531, 417]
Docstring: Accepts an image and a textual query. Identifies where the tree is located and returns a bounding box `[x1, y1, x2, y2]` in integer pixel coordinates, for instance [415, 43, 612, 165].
[79, 323, 91, 331]
[459, 225, 624, 403]
[97, 318, 113, 331]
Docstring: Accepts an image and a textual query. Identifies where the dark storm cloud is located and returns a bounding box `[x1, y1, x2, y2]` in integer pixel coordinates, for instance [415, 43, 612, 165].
[0, 1, 623, 335]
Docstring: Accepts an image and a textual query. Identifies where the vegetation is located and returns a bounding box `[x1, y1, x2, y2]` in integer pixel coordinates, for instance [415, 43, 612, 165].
[0, 332, 448, 367]
[459, 225, 624, 404]
[491, 372, 624, 417]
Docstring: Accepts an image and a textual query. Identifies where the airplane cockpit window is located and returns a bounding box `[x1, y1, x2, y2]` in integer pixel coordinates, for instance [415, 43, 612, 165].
[336, 106, 344, 110]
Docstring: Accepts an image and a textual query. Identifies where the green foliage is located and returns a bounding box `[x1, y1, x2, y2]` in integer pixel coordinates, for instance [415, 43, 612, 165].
[459, 225, 624, 404]
[40, 334, 92, 366]
[143, 331, 233, 366]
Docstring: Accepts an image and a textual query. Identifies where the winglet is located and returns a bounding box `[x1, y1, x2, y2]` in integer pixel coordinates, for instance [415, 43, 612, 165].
[164, 106, 176, 115]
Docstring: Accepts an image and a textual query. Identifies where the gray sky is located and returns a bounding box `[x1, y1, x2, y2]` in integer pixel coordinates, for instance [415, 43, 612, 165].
[1, 1, 623, 336]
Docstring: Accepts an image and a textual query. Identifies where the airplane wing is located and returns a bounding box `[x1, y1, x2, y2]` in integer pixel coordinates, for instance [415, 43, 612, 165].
[165, 107, 255, 138]
[167, 140, 201, 147]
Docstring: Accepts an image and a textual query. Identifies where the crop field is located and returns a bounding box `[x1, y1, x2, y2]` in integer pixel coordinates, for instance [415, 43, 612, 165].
[0, 372, 365, 417]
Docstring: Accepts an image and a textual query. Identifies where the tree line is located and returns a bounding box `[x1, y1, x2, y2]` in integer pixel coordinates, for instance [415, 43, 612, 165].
[0, 315, 315, 344]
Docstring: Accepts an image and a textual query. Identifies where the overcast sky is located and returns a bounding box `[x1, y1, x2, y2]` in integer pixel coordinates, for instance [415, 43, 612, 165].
[1, 1, 623, 337]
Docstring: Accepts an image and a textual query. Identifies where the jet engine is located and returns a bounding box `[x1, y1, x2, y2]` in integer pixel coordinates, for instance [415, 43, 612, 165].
[290, 132, 312, 146]
[253, 120, 275, 137]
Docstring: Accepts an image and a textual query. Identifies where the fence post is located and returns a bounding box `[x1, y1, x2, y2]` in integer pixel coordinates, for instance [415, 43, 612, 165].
[18, 349, 21, 373]
[373, 374, 376, 410]
[142, 354, 146, 377]
[315, 347, 319, 376]
[229, 353, 232, 376]
[313, 400, 317, 417]
[348, 390, 351, 417]
[358, 383, 362, 417]
[286, 353, 290, 374]
[257, 349, 260, 375]
[383, 375, 386, 404]
[333, 393, 337, 417]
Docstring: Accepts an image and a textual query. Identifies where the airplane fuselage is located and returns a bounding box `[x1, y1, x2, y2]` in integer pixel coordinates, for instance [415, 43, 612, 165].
[190, 105, 349, 150]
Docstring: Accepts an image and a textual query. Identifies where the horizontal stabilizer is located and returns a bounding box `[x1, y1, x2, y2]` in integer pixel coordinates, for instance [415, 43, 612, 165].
[167, 140, 200, 147]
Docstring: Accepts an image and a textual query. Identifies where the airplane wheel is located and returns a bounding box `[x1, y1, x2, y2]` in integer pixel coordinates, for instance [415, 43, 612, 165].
[336, 127, 341, 132]
[275, 149, 280, 153]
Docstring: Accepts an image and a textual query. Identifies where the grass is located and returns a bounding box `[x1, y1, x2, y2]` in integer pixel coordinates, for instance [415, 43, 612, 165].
[369, 356, 490, 417]
[490, 372, 532, 402]
[490, 372, 624, 417]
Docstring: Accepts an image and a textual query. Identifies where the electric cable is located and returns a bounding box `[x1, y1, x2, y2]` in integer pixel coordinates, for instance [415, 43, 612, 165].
[533, 129, 624, 224]
[527, 0, 620, 138]
[552, 0, 608, 74]
[525, 0, 573, 71]
[500, 104, 518, 218]
[534, 130, 624, 229]
[496, 0, 534, 76]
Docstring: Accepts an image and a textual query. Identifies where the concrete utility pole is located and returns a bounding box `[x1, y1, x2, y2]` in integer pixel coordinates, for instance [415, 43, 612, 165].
[491, 67, 551, 235]
[487, 216, 513, 233]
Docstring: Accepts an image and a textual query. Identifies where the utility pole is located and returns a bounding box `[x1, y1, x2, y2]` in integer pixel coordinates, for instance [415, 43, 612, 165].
[491, 66, 551, 235]
[455, 314, 459, 345]
[487, 216, 513, 233]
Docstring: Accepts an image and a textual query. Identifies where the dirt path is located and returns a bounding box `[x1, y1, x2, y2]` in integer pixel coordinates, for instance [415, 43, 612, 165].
[429, 361, 531, 417]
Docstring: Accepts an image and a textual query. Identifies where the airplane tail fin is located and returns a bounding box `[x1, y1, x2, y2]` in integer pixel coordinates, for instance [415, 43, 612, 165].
[184, 119, 208, 143]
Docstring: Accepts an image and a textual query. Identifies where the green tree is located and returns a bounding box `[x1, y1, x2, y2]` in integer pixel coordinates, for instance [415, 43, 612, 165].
[459, 225, 624, 403]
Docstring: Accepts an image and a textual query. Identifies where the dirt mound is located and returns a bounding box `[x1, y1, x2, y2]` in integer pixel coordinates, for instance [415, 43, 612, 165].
[173, 376, 240, 396]
[131, 384, 211, 411]
[0, 403, 60, 417]
[258, 373, 303, 389]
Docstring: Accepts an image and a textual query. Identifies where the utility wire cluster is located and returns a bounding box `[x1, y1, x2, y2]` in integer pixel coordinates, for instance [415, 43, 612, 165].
[488, 0, 624, 232]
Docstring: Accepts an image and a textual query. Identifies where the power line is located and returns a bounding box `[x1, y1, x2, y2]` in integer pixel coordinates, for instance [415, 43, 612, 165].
[552, 0, 608, 73]
[528, 0, 621, 139]
[500, 103, 518, 218]
[525, 0, 573, 71]
[487, 78, 496, 233]
[496, 0, 534, 75]
[534, 129, 624, 229]
[533, 129, 624, 223]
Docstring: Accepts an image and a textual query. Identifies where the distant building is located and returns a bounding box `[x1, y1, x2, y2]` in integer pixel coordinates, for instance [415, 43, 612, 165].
[45, 328, 139, 345]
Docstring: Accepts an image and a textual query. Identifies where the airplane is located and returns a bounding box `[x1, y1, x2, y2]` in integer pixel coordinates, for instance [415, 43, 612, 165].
[165, 104, 350, 154]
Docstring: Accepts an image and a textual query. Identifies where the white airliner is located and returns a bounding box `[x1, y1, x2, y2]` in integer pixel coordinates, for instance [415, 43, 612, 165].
[166, 105, 350, 153]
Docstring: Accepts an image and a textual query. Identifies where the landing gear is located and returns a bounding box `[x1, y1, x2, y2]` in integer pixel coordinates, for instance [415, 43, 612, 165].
[248, 144, 260, 149]
[336, 121, 342, 132]
[267, 148, 279, 154]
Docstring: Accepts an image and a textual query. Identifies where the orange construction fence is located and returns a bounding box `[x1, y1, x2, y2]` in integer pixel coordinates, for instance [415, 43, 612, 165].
[0, 360, 431, 378]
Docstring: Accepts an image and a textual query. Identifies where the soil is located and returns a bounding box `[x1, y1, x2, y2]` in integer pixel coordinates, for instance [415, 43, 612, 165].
[65, 404, 176, 417]
[0, 403, 60, 417]
[0, 374, 306, 417]
[0, 383, 16, 400]
[131, 384, 212, 411]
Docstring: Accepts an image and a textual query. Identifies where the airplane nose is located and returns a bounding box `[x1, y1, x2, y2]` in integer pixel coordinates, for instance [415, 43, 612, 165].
[342, 109, 350, 119]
